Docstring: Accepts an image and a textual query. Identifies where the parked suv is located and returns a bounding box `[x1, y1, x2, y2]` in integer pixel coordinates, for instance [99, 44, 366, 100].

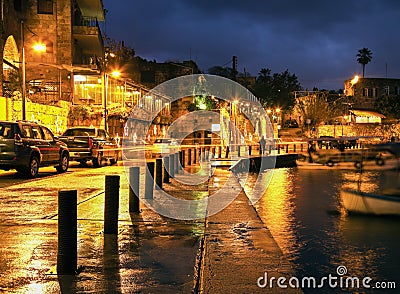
[0, 121, 69, 177]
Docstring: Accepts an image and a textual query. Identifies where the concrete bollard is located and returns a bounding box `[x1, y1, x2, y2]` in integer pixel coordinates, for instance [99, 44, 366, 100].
[104, 175, 120, 235]
[163, 156, 170, 183]
[182, 150, 186, 168]
[155, 158, 163, 190]
[218, 146, 222, 158]
[238, 145, 241, 157]
[249, 145, 252, 156]
[129, 167, 140, 213]
[145, 161, 155, 199]
[57, 190, 77, 275]
[225, 146, 230, 158]
[193, 148, 197, 164]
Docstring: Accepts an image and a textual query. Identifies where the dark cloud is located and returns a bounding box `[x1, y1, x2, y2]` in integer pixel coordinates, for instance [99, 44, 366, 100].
[103, 0, 400, 90]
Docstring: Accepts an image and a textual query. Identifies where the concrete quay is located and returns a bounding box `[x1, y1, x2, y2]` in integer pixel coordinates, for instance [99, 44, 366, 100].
[200, 169, 301, 293]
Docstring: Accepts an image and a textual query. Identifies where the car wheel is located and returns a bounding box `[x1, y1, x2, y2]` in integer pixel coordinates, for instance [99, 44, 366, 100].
[92, 153, 102, 168]
[27, 156, 39, 178]
[56, 152, 69, 173]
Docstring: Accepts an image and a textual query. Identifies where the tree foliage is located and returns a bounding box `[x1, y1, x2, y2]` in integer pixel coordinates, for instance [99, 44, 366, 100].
[375, 94, 400, 119]
[294, 92, 333, 127]
[250, 68, 302, 110]
[356, 47, 373, 78]
[102, 36, 136, 70]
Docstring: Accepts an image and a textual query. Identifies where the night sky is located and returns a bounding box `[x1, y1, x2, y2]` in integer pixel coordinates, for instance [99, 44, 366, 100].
[102, 0, 400, 90]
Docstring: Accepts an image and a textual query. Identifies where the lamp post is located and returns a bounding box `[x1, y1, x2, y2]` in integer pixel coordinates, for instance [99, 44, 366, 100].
[21, 20, 26, 120]
[103, 70, 121, 131]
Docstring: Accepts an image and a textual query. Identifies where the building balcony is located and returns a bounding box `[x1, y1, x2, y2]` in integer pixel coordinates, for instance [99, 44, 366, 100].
[73, 17, 104, 58]
[76, 0, 105, 21]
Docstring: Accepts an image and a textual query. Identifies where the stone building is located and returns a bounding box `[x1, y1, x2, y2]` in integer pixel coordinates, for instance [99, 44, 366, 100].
[344, 77, 400, 111]
[1, 0, 105, 103]
[125, 58, 201, 89]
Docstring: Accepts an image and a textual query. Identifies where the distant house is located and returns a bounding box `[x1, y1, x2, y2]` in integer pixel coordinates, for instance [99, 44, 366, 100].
[349, 109, 385, 124]
[344, 77, 400, 120]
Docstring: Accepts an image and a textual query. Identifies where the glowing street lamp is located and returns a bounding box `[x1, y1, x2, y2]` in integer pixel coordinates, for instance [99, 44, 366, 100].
[111, 70, 121, 78]
[32, 42, 46, 53]
[350, 75, 359, 86]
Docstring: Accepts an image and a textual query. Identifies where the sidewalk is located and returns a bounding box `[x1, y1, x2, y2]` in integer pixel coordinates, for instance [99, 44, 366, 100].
[200, 169, 301, 293]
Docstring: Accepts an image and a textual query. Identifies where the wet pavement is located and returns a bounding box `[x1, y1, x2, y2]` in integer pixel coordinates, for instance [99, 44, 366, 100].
[0, 164, 205, 293]
[201, 169, 301, 294]
[0, 161, 299, 293]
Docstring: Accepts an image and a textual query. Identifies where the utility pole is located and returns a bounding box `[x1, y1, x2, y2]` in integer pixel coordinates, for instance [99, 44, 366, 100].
[232, 56, 237, 81]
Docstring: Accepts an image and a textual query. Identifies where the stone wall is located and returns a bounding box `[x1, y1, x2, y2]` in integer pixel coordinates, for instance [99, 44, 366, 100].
[318, 124, 400, 140]
[0, 95, 70, 134]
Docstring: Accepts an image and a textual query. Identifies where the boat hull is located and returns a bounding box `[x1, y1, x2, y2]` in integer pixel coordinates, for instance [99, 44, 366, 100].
[340, 188, 400, 215]
[296, 158, 399, 171]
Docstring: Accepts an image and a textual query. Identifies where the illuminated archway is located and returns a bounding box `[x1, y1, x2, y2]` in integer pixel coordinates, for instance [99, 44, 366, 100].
[3, 35, 21, 94]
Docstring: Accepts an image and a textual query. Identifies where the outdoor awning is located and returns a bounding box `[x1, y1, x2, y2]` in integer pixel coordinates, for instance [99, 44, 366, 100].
[349, 110, 385, 123]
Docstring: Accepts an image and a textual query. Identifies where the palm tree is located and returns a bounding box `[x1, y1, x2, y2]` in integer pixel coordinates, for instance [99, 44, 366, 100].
[356, 48, 373, 78]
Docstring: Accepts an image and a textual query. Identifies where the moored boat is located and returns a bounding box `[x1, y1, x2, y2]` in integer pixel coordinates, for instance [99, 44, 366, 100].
[296, 155, 399, 170]
[296, 149, 399, 171]
[340, 188, 400, 216]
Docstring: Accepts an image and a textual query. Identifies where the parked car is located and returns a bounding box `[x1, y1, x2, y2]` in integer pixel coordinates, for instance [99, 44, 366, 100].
[283, 119, 299, 128]
[0, 120, 69, 177]
[59, 127, 119, 167]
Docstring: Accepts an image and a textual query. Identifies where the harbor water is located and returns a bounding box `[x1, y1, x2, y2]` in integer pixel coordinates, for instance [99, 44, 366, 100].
[243, 168, 400, 293]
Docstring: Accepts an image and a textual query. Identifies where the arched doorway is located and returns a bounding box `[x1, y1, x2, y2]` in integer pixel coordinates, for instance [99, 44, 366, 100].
[3, 35, 21, 97]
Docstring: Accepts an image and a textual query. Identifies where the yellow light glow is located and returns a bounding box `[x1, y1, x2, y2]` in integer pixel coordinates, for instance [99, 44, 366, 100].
[74, 75, 87, 82]
[33, 42, 46, 52]
[111, 70, 121, 78]
[350, 75, 359, 85]
[275, 108, 281, 113]
[199, 102, 207, 110]
[267, 109, 272, 114]
[233, 99, 239, 105]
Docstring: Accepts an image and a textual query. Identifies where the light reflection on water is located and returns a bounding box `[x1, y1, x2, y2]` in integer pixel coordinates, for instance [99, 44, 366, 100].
[242, 168, 400, 292]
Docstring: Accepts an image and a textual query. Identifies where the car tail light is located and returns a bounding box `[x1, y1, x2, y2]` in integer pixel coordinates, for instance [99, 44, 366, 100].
[88, 137, 93, 148]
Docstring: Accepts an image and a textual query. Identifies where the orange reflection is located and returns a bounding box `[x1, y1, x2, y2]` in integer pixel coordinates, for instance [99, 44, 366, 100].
[253, 169, 298, 256]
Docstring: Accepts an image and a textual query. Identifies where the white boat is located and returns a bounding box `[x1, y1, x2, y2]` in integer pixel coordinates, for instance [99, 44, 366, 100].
[340, 188, 400, 216]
